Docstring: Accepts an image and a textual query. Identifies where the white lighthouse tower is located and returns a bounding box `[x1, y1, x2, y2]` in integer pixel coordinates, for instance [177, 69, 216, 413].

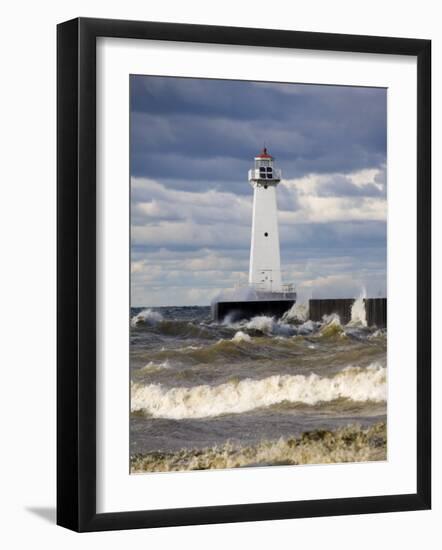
[248, 148, 291, 296]
[211, 147, 295, 321]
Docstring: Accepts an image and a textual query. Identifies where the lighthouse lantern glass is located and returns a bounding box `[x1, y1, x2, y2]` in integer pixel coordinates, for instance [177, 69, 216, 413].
[255, 158, 271, 168]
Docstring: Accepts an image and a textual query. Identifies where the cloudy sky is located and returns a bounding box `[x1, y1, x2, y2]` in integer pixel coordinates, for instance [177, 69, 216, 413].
[130, 75, 387, 307]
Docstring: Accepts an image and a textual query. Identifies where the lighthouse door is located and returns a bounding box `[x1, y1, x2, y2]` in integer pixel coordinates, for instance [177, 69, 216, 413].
[259, 269, 274, 291]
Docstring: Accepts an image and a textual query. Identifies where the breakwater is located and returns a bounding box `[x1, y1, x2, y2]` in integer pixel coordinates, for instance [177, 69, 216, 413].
[309, 298, 387, 328]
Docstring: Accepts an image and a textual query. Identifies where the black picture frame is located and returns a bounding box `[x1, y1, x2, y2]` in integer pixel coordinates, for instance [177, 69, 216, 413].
[57, 17, 431, 532]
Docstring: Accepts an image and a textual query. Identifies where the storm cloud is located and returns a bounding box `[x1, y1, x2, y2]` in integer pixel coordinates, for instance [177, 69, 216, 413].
[130, 76, 387, 307]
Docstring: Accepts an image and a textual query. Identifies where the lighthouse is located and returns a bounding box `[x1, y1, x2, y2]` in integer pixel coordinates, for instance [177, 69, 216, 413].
[211, 148, 296, 321]
[248, 148, 283, 292]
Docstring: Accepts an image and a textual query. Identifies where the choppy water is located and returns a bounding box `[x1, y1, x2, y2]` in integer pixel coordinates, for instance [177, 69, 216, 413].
[130, 302, 387, 472]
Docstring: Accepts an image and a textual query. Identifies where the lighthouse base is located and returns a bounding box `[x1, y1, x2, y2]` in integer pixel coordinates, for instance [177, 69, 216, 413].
[211, 299, 296, 323]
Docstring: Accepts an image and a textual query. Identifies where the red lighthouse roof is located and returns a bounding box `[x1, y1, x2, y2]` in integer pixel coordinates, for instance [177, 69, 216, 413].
[255, 147, 273, 159]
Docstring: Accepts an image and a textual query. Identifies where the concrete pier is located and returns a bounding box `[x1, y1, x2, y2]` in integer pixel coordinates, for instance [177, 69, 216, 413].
[365, 298, 387, 328]
[309, 298, 387, 328]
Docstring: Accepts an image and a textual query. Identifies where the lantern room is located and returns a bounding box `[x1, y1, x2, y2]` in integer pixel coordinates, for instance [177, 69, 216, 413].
[248, 148, 281, 185]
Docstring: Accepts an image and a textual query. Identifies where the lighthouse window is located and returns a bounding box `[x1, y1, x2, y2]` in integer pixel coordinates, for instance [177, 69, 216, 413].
[266, 167, 272, 172]
[259, 168, 266, 177]
[266, 169, 273, 178]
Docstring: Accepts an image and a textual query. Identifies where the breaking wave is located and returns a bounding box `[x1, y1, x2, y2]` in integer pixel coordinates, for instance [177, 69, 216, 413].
[131, 363, 386, 419]
[282, 302, 309, 323]
[140, 360, 172, 373]
[133, 317, 214, 339]
[131, 308, 163, 327]
[232, 331, 252, 343]
[223, 315, 296, 336]
[131, 421, 387, 472]
[130, 307, 385, 343]
[349, 293, 368, 327]
[297, 319, 318, 334]
[319, 314, 346, 338]
[224, 312, 372, 339]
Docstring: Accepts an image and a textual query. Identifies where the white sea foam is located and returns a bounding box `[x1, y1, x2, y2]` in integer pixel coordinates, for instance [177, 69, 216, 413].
[298, 320, 317, 334]
[221, 314, 295, 336]
[348, 290, 367, 327]
[243, 315, 294, 336]
[282, 302, 309, 323]
[131, 308, 163, 327]
[212, 286, 258, 305]
[131, 363, 386, 419]
[131, 422, 387, 472]
[319, 314, 346, 338]
[232, 331, 252, 343]
[140, 360, 171, 373]
[322, 313, 341, 325]
[368, 328, 387, 340]
[245, 315, 275, 333]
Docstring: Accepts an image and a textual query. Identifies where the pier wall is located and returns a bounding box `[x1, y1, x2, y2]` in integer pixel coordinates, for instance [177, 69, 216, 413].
[309, 298, 387, 328]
